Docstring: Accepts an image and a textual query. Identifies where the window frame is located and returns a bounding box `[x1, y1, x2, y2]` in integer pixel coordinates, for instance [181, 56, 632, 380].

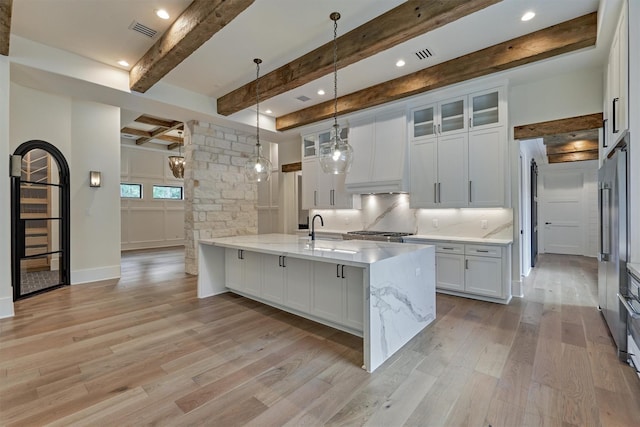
[120, 182, 143, 199]
[152, 185, 184, 200]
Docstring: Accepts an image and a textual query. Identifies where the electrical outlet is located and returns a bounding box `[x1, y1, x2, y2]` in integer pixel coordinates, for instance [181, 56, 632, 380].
[481, 220, 488, 229]
[432, 219, 439, 228]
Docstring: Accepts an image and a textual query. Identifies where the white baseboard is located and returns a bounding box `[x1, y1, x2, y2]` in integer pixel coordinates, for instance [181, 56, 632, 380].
[0, 296, 15, 319]
[121, 240, 185, 251]
[71, 265, 121, 285]
[512, 279, 524, 298]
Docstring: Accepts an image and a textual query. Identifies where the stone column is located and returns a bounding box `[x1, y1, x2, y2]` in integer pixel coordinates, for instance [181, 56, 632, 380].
[184, 120, 257, 274]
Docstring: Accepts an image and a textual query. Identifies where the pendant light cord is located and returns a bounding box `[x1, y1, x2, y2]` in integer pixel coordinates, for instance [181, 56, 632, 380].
[255, 58, 261, 148]
[332, 15, 338, 129]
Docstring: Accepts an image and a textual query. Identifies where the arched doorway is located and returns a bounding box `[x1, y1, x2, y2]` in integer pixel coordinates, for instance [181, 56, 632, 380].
[11, 140, 70, 300]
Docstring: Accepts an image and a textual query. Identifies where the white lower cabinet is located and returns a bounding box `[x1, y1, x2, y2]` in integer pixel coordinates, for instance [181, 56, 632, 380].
[311, 263, 364, 330]
[225, 248, 262, 297]
[411, 240, 510, 303]
[226, 249, 363, 332]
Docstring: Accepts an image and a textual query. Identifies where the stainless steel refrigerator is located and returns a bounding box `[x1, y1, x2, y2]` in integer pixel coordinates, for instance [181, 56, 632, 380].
[598, 142, 629, 361]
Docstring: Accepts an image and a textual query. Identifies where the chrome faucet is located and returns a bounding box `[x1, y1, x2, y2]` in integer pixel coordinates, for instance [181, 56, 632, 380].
[310, 214, 324, 241]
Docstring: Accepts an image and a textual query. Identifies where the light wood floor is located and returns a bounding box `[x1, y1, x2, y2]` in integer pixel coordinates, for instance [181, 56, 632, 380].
[1, 248, 639, 426]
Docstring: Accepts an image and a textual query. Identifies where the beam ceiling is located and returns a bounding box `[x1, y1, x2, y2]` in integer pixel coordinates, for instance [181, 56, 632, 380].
[121, 115, 184, 148]
[217, 0, 501, 116]
[130, 0, 254, 93]
[276, 12, 598, 131]
[0, 0, 12, 56]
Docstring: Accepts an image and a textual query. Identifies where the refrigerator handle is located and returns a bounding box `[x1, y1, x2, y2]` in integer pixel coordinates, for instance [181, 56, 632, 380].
[600, 186, 611, 260]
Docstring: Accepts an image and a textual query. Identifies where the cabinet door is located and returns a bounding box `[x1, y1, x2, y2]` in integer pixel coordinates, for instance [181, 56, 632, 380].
[315, 168, 333, 207]
[262, 254, 285, 303]
[301, 159, 318, 209]
[438, 96, 467, 135]
[302, 134, 317, 159]
[410, 140, 438, 208]
[345, 120, 374, 185]
[225, 248, 243, 291]
[469, 88, 502, 130]
[435, 253, 465, 291]
[412, 104, 436, 140]
[331, 173, 352, 208]
[465, 255, 503, 298]
[372, 110, 407, 183]
[284, 257, 312, 312]
[312, 262, 344, 324]
[468, 127, 505, 207]
[437, 132, 468, 207]
[243, 251, 262, 297]
[343, 265, 364, 330]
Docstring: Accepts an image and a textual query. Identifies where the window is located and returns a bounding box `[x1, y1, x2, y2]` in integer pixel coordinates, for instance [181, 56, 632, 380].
[153, 185, 183, 200]
[120, 183, 142, 198]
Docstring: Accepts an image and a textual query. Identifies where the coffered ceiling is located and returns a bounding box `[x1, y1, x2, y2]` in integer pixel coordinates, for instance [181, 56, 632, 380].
[6, 0, 616, 137]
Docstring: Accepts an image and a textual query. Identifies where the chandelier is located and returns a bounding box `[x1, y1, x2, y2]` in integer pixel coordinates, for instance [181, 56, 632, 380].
[168, 130, 185, 179]
[244, 58, 272, 182]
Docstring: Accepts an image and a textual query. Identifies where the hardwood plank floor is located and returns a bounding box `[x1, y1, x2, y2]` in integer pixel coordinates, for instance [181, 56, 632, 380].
[1, 249, 639, 426]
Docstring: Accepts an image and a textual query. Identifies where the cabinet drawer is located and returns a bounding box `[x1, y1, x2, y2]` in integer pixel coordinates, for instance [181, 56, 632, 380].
[435, 243, 464, 254]
[465, 244, 501, 258]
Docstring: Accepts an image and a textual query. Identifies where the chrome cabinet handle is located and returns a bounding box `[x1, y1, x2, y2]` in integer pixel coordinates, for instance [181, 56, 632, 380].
[476, 249, 489, 253]
[433, 124, 436, 135]
[465, 259, 469, 269]
[438, 123, 441, 134]
[469, 181, 472, 203]
[438, 182, 441, 203]
[434, 183, 437, 203]
[314, 190, 317, 206]
[469, 117, 472, 128]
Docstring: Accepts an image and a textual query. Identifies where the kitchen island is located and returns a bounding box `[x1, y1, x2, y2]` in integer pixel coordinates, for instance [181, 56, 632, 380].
[198, 234, 435, 372]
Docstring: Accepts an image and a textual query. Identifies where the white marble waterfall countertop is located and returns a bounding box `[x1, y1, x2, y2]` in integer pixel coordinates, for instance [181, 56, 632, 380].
[404, 234, 513, 245]
[200, 233, 431, 266]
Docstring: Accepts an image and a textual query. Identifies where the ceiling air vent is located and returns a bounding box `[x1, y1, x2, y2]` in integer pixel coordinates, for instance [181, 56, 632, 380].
[129, 21, 158, 38]
[296, 95, 311, 102]
[414, 48, 434, 60]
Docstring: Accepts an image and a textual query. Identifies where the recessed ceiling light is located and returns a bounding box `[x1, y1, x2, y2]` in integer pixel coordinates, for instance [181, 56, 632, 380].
[317, 89, 325, 96]
[265, 109, 273, 114]
[117, 60, 130, 67]
[396, 59, 406, 67]
[156, 9, 170, 20]
[521, 11, 535, 21]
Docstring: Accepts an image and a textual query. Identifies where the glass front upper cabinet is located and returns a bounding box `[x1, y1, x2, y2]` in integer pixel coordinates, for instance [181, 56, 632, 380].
[412, 105, 435, 139]
[470, 89, 501, 129]
[439, 97, 466, 134]
[302, 134, 317, 158]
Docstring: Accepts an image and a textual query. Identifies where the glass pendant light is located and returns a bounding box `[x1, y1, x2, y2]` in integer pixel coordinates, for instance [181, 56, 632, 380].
[244, 58, 272, 182]
[319, 12, 353, 175]
[168, 131, 185, 178]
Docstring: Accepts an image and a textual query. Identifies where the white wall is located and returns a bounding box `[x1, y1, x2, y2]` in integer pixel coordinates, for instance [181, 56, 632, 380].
[120, 144, 185, 250]
[629, 0, 640, 264]
[10, 83, 121, 287]
[508, 66, 604, 284]
[0, 57, 13, 318]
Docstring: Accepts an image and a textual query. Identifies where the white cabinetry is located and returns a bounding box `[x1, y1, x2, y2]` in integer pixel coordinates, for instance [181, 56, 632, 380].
[225, 248, 364, 333]
[603, 3, 628, 157]
[410, 86, 506, 208]
[346, 109, 408, 193]
[301, 129, 360, 209]
[408, 239, 511, 304]
[225, 248, 262, 297]
[312, 262, 364, 331]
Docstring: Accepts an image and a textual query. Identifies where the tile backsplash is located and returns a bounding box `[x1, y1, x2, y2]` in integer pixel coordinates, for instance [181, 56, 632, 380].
[311, 194, 513, 240]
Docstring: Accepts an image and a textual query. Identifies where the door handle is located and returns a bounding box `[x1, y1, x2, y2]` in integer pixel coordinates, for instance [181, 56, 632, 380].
[545, 222, 551, 225]
[602, 119, 608, 148]
[281, 256, 286, 268]
[612, 97, 619, 134]
[341, 264, 345, 279]
[438, 182, 441, 203]
[433, 183, 437, 204]
[469, 181, 472, 203]
[469, 117, 472, 128]
[336, 264, 341, 278]
[314, 190, 317, 206]
[278, 256, 282, 267]
[465, 259, 469, 269]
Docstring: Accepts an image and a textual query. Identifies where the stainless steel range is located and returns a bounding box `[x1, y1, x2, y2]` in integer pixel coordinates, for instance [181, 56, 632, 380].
[342, 230, 414, 243]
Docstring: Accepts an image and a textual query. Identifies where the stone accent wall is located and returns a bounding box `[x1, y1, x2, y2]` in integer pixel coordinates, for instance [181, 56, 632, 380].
[184, 120, 257, 274]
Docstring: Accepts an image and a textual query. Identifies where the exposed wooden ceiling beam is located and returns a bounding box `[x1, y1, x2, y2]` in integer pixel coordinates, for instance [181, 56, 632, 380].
[276, 12, 597, 131]
[0, 0, 12, 56]
[130, 0, 254, 93]
[548, 150, 599, 163]
[545, 139, 598, 155]
[217, 0, 502, 116]
[134, 115, 183, 129]
[121, 126, 183, 144]
[514, 112, 603, 140]
[136, 121, 184, 145]
[281, 162, 302, 173]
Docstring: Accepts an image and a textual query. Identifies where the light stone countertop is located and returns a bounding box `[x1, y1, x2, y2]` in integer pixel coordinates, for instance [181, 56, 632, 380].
[403, 234, 513, 245]
[628, 263, 640, 279]
[200, 233, 432, 267]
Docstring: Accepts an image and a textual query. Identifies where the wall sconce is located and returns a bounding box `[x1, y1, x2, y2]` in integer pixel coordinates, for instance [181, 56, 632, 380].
[89, 171, 102, 187]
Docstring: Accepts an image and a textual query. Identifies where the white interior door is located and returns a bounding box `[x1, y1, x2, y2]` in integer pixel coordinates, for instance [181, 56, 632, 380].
[541, 170, 584, 255]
